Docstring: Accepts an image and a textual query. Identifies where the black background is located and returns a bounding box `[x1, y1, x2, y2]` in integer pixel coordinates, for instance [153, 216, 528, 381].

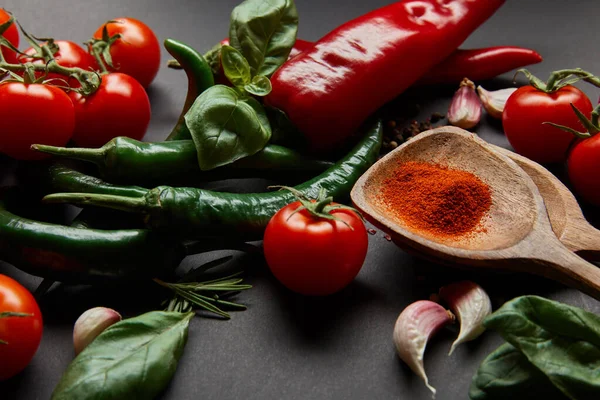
[2, 1, 600, 399]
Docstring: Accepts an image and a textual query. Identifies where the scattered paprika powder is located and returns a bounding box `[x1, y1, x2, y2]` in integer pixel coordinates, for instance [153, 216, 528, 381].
[381, 161, 492, 238]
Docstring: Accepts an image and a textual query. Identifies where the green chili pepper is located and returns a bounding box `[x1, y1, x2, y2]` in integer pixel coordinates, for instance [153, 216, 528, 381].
[43, 120, 383, 239]
[19, 161, 148, 197]
[32, 138, 334, 186]
[0, 188, 258, 283]
[0, 187, 186, 283]
[164, 38, 215, 141]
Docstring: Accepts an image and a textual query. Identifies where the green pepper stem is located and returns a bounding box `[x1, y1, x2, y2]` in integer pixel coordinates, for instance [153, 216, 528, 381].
[31, 144, 106, 165]
[43, 193, 149, 213]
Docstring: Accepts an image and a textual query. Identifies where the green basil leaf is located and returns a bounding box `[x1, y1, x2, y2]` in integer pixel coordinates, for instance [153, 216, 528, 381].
[470, 343, 568, 400]
[221, 45, 252, 90]
[51, 311, 193, 400]
[484, 296, 600, 399]
[229, 0, 298, 77]
[185, 85, 272, 170]
[244, 75, 272, 97]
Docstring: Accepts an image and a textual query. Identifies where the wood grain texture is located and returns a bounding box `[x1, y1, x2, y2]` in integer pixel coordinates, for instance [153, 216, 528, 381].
[351, 126, 600, 300]
[493, 145, 600, 260]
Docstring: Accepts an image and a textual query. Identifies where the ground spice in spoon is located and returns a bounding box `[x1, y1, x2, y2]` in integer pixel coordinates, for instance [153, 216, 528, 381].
[381, 161, 492, 238]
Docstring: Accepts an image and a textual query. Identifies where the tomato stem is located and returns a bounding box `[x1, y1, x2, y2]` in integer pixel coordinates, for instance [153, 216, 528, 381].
[88, 42, 109, 74]
[0, 14, 101, 95]
[517, 68, 600, 93]
[0, 311, 33, 319]
[270, 185, 363, 230]
[0, 311, 33, 343]
[544, 102, 600, 139]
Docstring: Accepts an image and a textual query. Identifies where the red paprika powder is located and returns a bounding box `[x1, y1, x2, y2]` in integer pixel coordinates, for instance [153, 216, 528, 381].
[381, 161, 492, 238]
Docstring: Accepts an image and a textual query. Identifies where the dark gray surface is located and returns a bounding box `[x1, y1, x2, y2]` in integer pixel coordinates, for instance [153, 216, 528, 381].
[1, 1, 600, 399]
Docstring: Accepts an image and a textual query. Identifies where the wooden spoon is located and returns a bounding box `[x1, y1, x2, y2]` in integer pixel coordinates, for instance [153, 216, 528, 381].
[351, 126, 600, 300]
[492, 145, 600, 261]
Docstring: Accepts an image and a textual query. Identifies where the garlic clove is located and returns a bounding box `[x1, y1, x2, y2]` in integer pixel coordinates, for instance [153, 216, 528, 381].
[393, 300, 455, 397]
[447, 78, 482, 129]
[73, 307, 122, 355]
[477, 86, 517, 119]
[439, 281, 492, 355]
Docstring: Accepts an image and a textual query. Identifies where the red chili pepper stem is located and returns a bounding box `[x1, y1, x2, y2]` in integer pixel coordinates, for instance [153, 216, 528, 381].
[516, 68, 600, 93]
[544, 102, 600, 139]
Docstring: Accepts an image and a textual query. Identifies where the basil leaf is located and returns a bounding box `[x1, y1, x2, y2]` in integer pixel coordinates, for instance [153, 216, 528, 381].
[484, 296, 600, 399]
[185, 85, 271, 170]
[221, 45, 251, 90]
[52, 311, 193, 400]
[229, 0, 298, 77]
[244, 75, 272, 97]
[470, 343, 568, 400]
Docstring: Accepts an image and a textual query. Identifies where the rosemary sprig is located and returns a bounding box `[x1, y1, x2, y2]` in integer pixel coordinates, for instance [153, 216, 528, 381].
[155, 271, 252, 319]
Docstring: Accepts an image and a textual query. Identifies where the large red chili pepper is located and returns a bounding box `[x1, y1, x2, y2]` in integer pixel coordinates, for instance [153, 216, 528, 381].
[265, 0, 506, 153]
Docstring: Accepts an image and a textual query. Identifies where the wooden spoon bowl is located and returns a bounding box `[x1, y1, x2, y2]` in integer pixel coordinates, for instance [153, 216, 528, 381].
[351, 126, 600, 299]
[492, 145, 600, 260]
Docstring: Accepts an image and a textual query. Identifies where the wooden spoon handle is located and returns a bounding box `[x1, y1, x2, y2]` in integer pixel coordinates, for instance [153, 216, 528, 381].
[563, 222, 600, 261]
[534, 244, 600, 300]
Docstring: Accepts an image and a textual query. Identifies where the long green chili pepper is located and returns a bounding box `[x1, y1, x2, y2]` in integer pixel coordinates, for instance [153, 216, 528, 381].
[19, 161, 148, 198]
[164, 38, 215, 141]
[43, 120, 383, 239]
[0, 187, 185, 283]
[0, 188, 258, 283]
[32, 138, 334, 186]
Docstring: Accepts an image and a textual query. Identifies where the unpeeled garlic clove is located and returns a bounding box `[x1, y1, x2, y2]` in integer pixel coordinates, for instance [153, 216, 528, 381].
[476, 86, 517, 119]
[447, 78, 482, 129]
[73, 307, 122, 355]
[393, 300, 455, 397]
[439, 281, 491, 355]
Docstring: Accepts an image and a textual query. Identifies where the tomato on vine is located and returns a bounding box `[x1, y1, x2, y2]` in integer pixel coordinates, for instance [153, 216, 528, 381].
[20, 40, 98, 85]
[0, 9, 19, 64]
[69, 72, 151, 148]
[0, 81, 75, 160]
[0, 274, 43, 381]
[502, 69, 593, 164]
[263, 187, 369, 296]
[547, 101, 600, 206]
[89, 17, 160, 88]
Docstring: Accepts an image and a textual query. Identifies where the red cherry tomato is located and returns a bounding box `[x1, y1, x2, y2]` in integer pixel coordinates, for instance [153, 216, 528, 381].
[502, 85, 593, 164]
[69, 72, 150, 148]
[0, 82, 75, 160]
[568, 135, 600, 206]
[0, 275, 43, 381]
[0, 9, 19, 64]
[20, 40, 98, 85]
[263, 201, 368, 296]
[92, 17, 160, 88]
